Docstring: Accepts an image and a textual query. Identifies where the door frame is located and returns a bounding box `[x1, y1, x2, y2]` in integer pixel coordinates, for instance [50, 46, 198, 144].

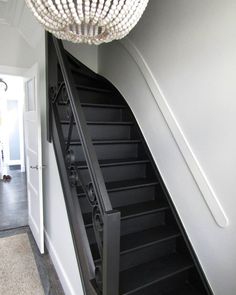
[24, 63, 44, 253]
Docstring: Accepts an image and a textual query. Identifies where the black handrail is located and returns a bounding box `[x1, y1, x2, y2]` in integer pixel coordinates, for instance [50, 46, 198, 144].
[50, 35, 120, 295]
[53, 37, 112, 215]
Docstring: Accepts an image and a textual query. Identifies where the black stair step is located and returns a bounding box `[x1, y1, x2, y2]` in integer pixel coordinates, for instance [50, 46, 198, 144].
[70, 68, 101, 81]
[106, 178, 159, 193]
[81, 102, 126, 109]
[92, 225, 180, 262]
[77, 178, 159, 197]
[61, 120, 133, 126]
[120, 226, 180, 255]
[84, 200, 169, 228]
[75, 84, 112, 93]
[120, 253, 194, 295]
[68, 139, 142, 146]
[74, 158, 150, 169]
[164, 283, 204, 295]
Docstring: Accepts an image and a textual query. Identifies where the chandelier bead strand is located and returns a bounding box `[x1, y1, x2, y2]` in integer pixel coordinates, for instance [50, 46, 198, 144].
[25, 0, 149, 44]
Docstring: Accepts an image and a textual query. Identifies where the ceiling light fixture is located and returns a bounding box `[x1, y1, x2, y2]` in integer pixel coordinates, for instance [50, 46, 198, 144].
[25, 0, 149, 45]
[0, 78, 8, 92]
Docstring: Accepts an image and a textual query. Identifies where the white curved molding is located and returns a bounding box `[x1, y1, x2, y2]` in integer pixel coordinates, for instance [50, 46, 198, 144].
[120, 38, 229, 228]
[0, 65, 28, 76]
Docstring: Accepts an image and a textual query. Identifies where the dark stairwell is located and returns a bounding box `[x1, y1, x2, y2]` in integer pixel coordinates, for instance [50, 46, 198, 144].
[47, 34, 212, 295]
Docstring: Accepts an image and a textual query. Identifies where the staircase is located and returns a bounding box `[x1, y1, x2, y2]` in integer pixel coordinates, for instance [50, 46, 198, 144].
[47, 34, 212, 295]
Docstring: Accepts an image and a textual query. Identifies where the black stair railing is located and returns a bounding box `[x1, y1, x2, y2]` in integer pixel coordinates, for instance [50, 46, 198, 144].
[47, 34, 121, 295]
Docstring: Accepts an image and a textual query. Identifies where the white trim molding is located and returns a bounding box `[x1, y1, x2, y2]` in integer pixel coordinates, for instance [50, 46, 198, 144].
[0, 65, 28, 76]
[120, 38, 229, 228]
[44, 230, 77, 295]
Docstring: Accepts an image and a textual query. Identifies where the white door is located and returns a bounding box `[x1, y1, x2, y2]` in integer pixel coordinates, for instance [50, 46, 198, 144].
[24, 64, 44, 253]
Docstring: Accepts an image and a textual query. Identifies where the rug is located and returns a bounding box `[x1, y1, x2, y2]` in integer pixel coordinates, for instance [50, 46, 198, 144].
[0, 233, 44, 295]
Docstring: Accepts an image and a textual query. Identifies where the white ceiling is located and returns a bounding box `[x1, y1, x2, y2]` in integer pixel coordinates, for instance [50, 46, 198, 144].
[0, 0, 43, 48]
[0, 0, 25, 26]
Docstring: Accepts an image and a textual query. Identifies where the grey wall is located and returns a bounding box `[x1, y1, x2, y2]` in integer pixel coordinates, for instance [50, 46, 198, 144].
[0, 2, 89, 293]
[64, 41, 98, 72]
[98, 1, 236, 294]
[37, 32, 86, 295]
[0, 25, 35, 68]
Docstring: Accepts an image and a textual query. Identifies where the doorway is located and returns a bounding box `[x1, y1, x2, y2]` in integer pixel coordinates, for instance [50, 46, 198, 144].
[0, 74, 27, 230]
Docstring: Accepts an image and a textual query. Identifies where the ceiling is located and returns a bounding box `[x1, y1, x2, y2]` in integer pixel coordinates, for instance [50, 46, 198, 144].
[0, 0, 25, 27]
[0, 0, 42, 48]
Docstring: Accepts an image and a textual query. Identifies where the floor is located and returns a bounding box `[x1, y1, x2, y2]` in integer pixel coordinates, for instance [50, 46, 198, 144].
[0, 169, 28, 230]
[0, 167, 65, 294]
[0, 227, 65, 295]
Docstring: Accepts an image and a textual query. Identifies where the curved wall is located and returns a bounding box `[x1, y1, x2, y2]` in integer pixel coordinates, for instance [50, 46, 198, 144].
[98, 1, 236, 294]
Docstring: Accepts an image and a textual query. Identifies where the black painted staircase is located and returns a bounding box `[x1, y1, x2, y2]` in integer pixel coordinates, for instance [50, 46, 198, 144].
[47, 34, 212, 295]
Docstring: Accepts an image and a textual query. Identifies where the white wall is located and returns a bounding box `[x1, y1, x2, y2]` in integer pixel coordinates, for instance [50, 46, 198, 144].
[98, 1, 236, 294]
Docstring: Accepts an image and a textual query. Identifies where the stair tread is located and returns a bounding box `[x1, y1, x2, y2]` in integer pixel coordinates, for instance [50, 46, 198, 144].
[92, 225, 180, 261]
[81, 102, 126, 109]
[164, 283, 204, 295]
[84, 200, 169, 227]
[77, 178, 159, 197]
[120, 225, 180, 253]
[120, 253, 194, 294]
[87, 121, 133, 125]
[75, 158, 150, 169]
[116, 200, 169, 219]
[75, 84, 112, 93]
[106, 178, 159, 192]
[61, 120, 133, 125]
[69, 139, 141, 145]
[71, 68, 101, 80]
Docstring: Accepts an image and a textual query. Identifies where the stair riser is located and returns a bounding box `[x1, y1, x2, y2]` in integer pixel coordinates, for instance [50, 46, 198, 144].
[120, 238, 178, 272]
[58, 104, 130, 123]
[71, 72, 102, 87]
[72, 72, 111, 89]
[77, 163, 149, 184]
[77, 90, 113, 104]
[83, 107, 124, 122]
[121, 211, 167, 236]
[109, 185, 157, 208]
[69, 143, 140, 162]
[78, 186, 157, 213]
[62, 124, 133, 141]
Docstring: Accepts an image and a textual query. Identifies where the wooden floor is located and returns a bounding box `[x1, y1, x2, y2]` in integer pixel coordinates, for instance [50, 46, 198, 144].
[0, 169, 28, 230]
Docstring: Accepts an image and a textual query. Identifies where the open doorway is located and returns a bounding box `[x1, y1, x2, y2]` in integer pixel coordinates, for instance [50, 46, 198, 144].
[0, 74, 27, 230]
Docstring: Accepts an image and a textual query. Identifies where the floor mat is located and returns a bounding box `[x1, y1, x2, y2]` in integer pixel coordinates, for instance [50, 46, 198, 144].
[0, 233, 44, 295]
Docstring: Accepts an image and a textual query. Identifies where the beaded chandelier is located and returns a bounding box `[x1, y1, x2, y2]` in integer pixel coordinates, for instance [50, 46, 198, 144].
[25, 0, 149, 45]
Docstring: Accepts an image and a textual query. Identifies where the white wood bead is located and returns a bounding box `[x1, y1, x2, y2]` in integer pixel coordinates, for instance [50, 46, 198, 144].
[25, 0, 149, 44]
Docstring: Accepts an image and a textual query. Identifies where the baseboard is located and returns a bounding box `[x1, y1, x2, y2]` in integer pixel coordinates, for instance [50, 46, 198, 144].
[44, 230, 77, 295]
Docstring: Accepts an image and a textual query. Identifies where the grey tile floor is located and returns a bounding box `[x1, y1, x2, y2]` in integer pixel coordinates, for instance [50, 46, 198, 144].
[0, 169, 28, 230]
